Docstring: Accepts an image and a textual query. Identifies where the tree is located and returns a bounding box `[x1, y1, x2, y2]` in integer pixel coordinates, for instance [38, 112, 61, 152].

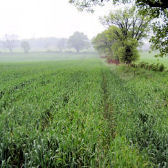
[101, 6, 151, 41]
[70, 0, 168, 9]
[21, 41, 30, 53]
[92, 31, 109, 55]
[118, 38, 139, 64]
[70, 0, 168, 57]
[137, 1, 168, 57]
[98, 7, 150, 63]
[92, 26, 121, 60]
[93, 26, 139, 64]
[68, 32, 90, 52]
[136, 0, 168, 9]
[4, 34, 18, 53]
[134, 1, 168, 57]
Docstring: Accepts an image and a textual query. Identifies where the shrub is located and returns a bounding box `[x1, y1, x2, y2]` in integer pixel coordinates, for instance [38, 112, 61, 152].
[131, 62, 165, 72]
[159, 63, 165, 72]
[118, 39, 139, 64]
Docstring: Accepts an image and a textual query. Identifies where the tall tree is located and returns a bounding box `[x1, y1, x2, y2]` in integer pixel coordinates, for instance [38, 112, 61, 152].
[21, 41, 30, 53]
[92, 26, 120, 59]
[70, 0, 168, 57]
[100, 6, 151, 42]
[68, 32, 90, 52]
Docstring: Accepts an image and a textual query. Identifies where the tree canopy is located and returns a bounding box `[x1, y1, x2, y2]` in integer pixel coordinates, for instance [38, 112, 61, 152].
[136, 0, 168, 9]
[93, 26, 124, 62]
[101, 6, 151, 41]
[92, 6, 151, 64]
[69, 0, 168, 9]
[70, 0, 168, 57]
[68, 32, 90, 52]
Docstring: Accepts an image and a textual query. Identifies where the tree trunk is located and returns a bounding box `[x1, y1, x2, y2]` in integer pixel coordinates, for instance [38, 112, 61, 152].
[76, 48, 79, 53]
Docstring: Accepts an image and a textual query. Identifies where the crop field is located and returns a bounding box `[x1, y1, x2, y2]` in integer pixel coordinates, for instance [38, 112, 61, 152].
[0, 55, 168, 167]
[139, 51, 168, 68]
[0, 52, 98, 62]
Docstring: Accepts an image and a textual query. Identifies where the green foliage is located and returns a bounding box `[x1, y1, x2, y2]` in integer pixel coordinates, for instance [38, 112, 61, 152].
[101, 6, 151, 42]
[70, 0, 168, 57]
[93, 6, 149, 64]
[150, 16, 168, 57]
[92, 31, 109, 55]
[137, 0, 168, 57]
[118, 39, 139, 64]
[159, 63, 165, 72]
[131, 61, 165, 72]
[68, 32, 90, 52]
[92, 26, 121, 60]
[70, 0, 168, 10]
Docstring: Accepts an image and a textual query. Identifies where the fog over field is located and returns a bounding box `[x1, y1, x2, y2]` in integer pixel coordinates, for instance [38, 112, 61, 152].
[0, 0, 116, 61]
[1, 0, 168, 167]
[0, 0, 112, 39]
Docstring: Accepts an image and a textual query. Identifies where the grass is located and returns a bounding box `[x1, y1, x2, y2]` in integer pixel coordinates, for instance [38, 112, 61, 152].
[139, 51, 168, 68]
[0, 51, 168, 167]
[0, 57, 151, 167]
[107, 60, 168, 167]
[0, 51, 98, 62]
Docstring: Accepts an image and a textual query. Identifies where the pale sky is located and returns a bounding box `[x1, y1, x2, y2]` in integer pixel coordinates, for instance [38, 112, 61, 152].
[0, 0, 113, 40]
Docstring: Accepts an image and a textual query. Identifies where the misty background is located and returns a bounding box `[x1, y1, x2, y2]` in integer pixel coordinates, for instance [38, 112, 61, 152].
[0, 0, 150, 59]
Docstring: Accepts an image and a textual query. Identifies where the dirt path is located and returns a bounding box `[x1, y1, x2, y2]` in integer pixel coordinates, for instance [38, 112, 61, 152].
[101, 71, 116, 140]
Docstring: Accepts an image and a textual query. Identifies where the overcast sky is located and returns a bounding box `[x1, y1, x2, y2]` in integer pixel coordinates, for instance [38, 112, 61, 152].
[0, 0, 114, 40]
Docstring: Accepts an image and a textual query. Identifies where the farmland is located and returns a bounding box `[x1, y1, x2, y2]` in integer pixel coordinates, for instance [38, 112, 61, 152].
[139, 51, 168, 68]
[1, 0, 168, 166]
[0, 52, 98, 62]
[0, 53, 168, 167]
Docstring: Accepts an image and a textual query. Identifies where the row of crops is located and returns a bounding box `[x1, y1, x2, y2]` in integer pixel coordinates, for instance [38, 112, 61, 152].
[0, 59, 168, 167]
[0, 60, 106, 167]
[109, 65, 168, 167]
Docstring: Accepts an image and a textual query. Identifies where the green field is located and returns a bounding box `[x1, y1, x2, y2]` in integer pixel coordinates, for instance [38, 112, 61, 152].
[139, 51, 168, 68]
[0, 52, 98, 62]
[0, 53, 168, 167]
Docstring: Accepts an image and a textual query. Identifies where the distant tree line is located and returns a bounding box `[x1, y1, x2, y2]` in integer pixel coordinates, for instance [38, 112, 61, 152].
[0, 32, 91, 53]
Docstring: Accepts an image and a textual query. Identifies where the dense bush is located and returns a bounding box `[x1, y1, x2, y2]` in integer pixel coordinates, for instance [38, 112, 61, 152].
[118, 39, 140, 64]
[131, 62, 165, 72]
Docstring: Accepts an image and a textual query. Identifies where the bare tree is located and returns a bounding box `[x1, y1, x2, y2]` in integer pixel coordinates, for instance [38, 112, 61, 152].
[4, 34, 18, 53]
